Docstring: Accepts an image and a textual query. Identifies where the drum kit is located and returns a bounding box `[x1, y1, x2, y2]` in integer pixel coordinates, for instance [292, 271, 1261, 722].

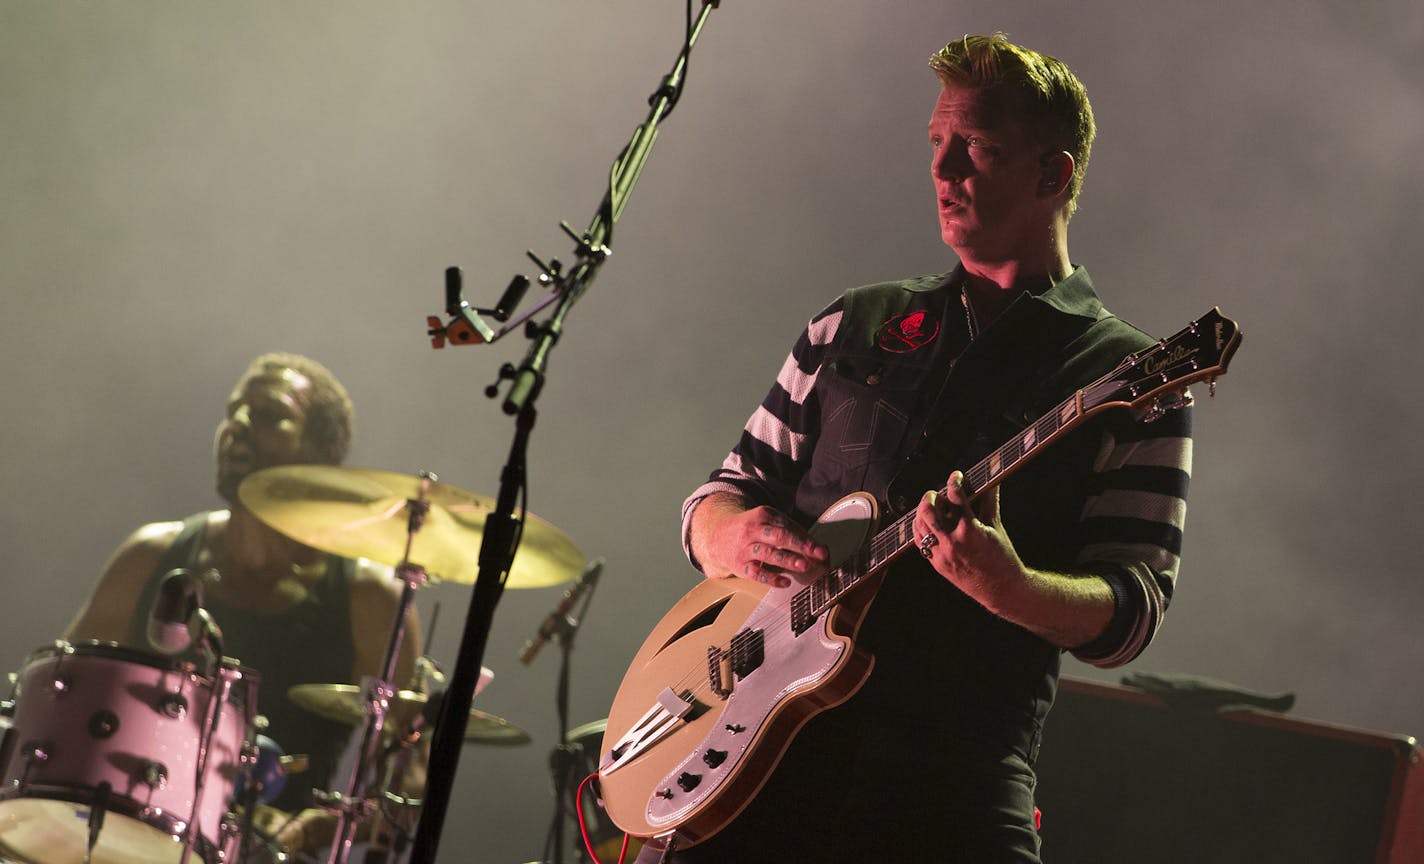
[0, 465, 594, 864]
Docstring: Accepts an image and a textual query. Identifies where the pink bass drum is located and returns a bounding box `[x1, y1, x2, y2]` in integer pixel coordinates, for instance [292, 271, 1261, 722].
[0, 641, 257, 864]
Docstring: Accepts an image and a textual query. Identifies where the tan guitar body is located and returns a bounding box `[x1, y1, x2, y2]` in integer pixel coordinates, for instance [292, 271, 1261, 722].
[598, 493, 880, 845]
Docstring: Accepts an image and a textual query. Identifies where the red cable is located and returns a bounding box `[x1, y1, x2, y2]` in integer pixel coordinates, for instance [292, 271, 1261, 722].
[574, 771, 604, 863]
[575, 771, 639, 864]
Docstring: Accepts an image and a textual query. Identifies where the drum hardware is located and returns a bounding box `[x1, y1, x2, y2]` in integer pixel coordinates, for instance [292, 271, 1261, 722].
[363, 685, 434, 864]
[238, 465, 584, 589]
[138, 567, 238, 864]
[88, 710, 121, 739]
[237, 465, 586, 862]
[294, 471, 435, 864]
[180, 658, 245, 864]
[286, 682, 528, 747]
[230, 734, 284, 864]
[140, 758, 169, 789]
[0, 641, 259, 864]
[19, 740, 50, 766]
[237, 464, 581, 864]
[84, 779, 111, 864]
[161, 693, 191, 719]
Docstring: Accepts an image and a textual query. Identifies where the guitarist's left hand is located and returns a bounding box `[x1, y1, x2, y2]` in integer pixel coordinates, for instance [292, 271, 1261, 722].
[913, 470, 1026, 615]
[914, 470, 1118, 647]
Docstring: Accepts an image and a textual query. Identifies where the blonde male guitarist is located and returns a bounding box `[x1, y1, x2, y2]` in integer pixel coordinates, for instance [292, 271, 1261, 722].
[637, 34, 1193, 864]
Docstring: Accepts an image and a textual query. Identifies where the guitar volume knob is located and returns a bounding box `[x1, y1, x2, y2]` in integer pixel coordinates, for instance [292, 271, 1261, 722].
[676, 772, 702, 792]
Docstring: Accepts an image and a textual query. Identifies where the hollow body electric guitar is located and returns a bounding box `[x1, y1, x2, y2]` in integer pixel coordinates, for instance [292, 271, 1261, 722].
[599, 308, 1241, 846]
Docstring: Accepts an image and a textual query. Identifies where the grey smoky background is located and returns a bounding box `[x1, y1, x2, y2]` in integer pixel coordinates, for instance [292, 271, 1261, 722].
[2, 2, 1421, 861]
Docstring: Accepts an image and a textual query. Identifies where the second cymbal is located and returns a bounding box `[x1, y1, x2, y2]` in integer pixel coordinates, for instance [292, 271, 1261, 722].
[239, 465, 583, 588]
[288, 683, 531, 746]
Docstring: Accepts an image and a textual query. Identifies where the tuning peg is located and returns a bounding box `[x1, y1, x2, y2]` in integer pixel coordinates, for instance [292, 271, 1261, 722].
[1144, 390, 1194, 423]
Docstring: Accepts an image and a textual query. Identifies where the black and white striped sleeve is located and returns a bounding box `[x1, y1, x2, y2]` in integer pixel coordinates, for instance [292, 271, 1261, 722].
[680, 298, 844, 567]
[1070, 402, 1193, 668]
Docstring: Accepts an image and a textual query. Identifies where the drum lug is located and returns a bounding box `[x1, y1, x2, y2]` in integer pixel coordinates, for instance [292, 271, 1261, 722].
[21, 740, 50, 764]
[14, 740, 51, 786]
[240, 738, 258, 765]
[139, 758, 169, 790]
[160, 693, 189, 719]
[88, 709, 121, 739]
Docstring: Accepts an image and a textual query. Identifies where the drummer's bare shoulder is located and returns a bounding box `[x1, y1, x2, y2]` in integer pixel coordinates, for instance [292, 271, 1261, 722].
[347, 557, 421, 682]
[63, 517, 193, 643]
[347, 557, 402, 604]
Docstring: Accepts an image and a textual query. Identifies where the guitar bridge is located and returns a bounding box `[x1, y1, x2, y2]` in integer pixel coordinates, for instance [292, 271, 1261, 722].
[601, 687, 700, 776]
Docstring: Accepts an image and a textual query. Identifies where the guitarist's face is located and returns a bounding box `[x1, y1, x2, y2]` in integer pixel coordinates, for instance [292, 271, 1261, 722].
[928, 85, 1057, 264]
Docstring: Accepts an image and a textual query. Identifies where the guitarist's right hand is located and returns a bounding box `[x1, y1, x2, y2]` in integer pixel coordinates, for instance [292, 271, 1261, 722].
[689, 492, 829, 588]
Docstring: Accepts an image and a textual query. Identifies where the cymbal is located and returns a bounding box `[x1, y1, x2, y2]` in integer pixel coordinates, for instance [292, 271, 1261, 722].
[238, 465, 583, 587]
[288, 683, 531, 746]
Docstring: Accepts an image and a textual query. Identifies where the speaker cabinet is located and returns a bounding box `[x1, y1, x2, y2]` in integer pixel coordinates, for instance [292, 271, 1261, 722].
[1034, 676, 1424, 864]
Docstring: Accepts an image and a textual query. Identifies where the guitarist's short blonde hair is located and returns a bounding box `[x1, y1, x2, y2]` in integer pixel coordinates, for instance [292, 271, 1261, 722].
[929, 33, 1095, 219]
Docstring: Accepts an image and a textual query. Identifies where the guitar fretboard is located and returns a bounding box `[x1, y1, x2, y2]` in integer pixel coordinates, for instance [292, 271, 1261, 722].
[789, 307, 1234, 630]
[793, 388, 1089, 628]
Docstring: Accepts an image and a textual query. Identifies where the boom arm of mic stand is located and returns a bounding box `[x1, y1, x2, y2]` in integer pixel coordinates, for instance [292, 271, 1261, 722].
[503, 0, 716, 414]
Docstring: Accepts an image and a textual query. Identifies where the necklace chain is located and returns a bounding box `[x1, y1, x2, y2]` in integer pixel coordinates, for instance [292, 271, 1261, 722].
[960, 286, 981, 340]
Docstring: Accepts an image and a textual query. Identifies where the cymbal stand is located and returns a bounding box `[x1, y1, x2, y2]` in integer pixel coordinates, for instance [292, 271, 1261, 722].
[180, 634, 233, 864]
[325, 479, 433, 864]
[366, 654, 444, 864]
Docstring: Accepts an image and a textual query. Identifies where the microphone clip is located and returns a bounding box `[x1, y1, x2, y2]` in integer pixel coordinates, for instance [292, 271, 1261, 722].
[427, 268, 532, 348]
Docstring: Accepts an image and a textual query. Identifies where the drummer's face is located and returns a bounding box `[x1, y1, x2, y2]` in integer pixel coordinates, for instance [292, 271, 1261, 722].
[215, 366, 316, 505]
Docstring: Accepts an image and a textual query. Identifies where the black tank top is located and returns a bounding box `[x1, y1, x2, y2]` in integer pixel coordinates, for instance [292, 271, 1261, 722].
[128, 513, 358, 812]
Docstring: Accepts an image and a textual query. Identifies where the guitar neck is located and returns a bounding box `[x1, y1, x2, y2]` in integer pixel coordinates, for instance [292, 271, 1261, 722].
[801, 305, 1239, 623]
[803, 387, 1085, 620]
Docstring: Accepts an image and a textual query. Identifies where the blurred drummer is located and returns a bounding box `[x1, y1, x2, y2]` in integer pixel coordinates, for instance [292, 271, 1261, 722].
[64, 351, 423, 856]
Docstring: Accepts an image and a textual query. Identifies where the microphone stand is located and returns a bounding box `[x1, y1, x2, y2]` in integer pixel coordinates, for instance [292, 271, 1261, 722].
[542, 571, 600, 864]
[411, 4, 722, 862]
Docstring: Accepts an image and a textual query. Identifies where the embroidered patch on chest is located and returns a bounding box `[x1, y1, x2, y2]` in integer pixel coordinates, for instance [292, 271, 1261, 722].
[875, 309, 940, 353]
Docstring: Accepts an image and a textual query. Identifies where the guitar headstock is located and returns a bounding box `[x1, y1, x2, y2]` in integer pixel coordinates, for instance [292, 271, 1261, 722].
[1087, 307, 1242, 415]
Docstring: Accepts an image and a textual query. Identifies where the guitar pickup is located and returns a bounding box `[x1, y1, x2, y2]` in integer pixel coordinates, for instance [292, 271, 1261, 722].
[706, 629, 765, 698]
[708, 647, 735, 698]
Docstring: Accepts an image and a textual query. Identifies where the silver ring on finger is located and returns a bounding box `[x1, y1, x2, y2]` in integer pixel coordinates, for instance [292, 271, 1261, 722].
[919, 532, 937, 559]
